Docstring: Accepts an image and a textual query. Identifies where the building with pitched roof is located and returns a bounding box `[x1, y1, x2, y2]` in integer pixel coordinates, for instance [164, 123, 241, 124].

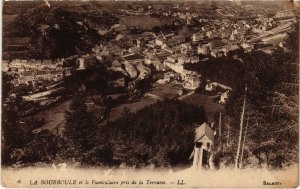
[190, 122, 215, 169]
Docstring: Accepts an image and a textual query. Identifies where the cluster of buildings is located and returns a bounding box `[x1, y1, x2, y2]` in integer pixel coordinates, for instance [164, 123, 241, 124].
[90, 30, 202, 90]
[2, 58, 73, 115]
[3, 59, 72, 90]
[2, 58, 73, 114]
[163, 53, 200, 89]
[89, 7, 296, 93]
[3, 4, 296, 111]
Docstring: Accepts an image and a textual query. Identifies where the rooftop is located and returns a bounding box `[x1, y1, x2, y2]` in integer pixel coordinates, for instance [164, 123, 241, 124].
[194, 122, 214, 143]
[123, 53, 144, 61]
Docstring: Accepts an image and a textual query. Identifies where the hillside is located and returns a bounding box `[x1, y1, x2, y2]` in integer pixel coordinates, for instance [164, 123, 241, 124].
[2, 98, 207, 167]
[4, 4, 119, 59]
[105, 99, 207, 167]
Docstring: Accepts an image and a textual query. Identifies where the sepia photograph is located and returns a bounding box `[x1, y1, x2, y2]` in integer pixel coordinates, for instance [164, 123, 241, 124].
[1, 0, 299, 188]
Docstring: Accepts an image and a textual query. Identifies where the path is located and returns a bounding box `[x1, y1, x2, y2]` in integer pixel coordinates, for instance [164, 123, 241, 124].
[32, 100, 71, 135]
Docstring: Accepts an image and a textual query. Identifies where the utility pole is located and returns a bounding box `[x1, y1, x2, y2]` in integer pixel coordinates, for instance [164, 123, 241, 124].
[226, 124, 230, 146]
[226, 116, 231, 147]
[218, 111, 222, 149]
[235, 83, 247, 169]
[240, 114, 249, 168]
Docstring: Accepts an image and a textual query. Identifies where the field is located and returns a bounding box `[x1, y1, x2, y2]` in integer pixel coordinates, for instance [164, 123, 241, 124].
[147, 83, 182, 99]
[119, 15, 174, 29]
[109, 83, 183, 122]
[182, 93, 223, 122]
[29, 83, 222, 134]
[2, 14, 17, 29]
[31, 100, 71, 135]
[3, 37, 30, 46]
[109, 97, 158, 122]
[27, 83, 183, 133]
[3, 14, 31, 59]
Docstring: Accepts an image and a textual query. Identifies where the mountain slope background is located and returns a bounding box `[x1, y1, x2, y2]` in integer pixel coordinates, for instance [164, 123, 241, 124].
[3, 2, 119, 59]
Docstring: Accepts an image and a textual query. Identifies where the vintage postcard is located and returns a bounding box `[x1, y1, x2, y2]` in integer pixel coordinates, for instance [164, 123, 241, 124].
[1, 0, 299, 188]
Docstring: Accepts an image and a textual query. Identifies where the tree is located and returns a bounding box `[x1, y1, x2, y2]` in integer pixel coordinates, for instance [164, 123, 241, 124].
[64, 93, 96, 152]
[1, 99, 31, 165]
[10, 130, 63, 165]
[2, 110, 20, 165]
[2, 72, 13, 100]
[106, 99, 207, 167]
[93, 95, 113, 125]
[218, 36, 298, 169]
[63, 93, 113, 165]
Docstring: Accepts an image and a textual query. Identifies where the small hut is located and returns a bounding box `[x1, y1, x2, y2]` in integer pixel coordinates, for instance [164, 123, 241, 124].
[190, 122, 214, 169]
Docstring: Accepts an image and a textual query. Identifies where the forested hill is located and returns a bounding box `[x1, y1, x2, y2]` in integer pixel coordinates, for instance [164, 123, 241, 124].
[2, 98, 207, 167]
[106, 99, 207, 167]
[5, 5, 119, 59]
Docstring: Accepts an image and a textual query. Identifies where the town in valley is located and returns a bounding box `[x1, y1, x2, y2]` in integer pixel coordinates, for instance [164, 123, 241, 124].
[2, 0, 299, 172]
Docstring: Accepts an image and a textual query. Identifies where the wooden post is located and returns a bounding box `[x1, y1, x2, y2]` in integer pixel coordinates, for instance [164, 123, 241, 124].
[198, 147, 203, 169]
[193, 146, 203, 170]
[193, 147, 199, 168]
[218, 111, 222, 147]
[209, 152, 213, 169]
[235, 84, 247, 169]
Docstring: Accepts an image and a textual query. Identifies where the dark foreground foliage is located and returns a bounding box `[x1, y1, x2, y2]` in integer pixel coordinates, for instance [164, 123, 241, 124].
[106, 98, 207, 167]
[2, 97, 207, 168]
